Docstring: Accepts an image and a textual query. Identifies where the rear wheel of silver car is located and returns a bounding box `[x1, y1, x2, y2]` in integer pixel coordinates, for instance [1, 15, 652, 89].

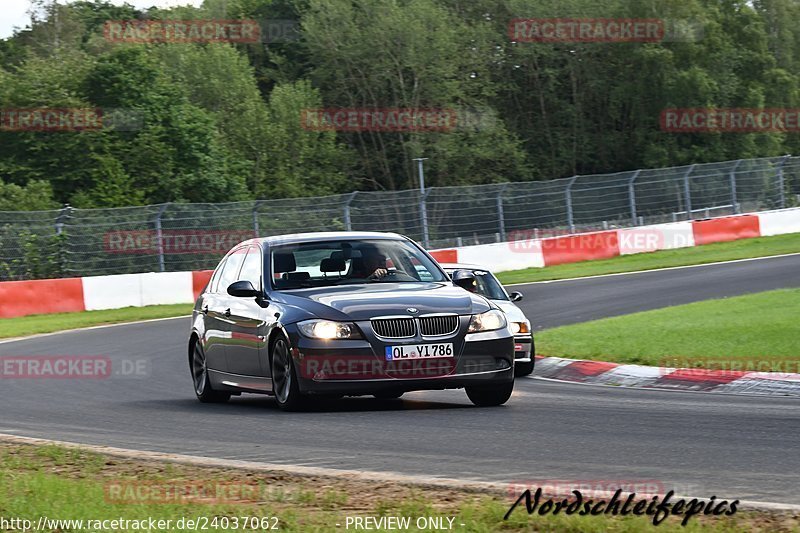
[514, 361, 534, 377]
[465, 380, 514, 407]
[191, 341, 230, 403]
[271, 335, 305, 411]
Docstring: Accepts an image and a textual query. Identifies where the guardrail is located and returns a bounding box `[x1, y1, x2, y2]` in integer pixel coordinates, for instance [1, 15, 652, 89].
[1, 156, 799, 280]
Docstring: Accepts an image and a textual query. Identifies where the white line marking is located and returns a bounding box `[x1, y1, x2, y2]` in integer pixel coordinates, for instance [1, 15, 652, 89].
[0, 432, 797, 512]
[505, 251, 800, 286]
[0, 315, 191, 345]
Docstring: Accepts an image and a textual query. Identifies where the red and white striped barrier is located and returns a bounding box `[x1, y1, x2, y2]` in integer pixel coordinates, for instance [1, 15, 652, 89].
[432, 207, 800, 272]
[533, 356, 800, 396]
[0, 207, 798, 319]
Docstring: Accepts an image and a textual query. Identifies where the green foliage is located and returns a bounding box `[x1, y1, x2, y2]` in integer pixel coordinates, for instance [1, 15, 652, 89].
[0, 231, 64, 280]
[1, 0, 800, 208]
[260, 80, 352, 197]
[0, 180, 58, 210]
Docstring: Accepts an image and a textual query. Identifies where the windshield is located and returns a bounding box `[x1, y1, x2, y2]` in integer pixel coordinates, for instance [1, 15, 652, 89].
[446, 269, 508, 300]
[270, 239, 447, 289]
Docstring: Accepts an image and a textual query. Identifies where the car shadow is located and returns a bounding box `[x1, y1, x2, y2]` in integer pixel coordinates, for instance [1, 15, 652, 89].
[232, 394, 474, 413]
[138, 394, 474, 414]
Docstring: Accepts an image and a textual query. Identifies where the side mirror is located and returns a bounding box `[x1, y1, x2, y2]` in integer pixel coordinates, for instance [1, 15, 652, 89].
[509, 291, 523, 302]
[227, 280, 260, 298]
[451, 269, 477, 291]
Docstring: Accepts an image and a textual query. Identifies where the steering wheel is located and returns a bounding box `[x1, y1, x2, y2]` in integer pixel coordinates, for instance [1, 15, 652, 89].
[381, 270, 416, 282]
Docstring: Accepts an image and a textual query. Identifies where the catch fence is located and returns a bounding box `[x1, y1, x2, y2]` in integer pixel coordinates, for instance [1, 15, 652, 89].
[1, 155, 798, 280]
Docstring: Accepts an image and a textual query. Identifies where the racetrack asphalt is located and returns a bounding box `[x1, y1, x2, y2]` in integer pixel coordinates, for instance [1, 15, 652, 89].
[0, 254, 798, 504]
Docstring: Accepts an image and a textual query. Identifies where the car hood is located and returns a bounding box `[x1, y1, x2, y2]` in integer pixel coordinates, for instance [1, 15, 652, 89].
[274, 282, 492, 321]
[494, 300, 528, 323]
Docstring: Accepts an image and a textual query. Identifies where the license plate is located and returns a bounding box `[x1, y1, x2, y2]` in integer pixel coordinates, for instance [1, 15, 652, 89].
[385, 343, 454, 361]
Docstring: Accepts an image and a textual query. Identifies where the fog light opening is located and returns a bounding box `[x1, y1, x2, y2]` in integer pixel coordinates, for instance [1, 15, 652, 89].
[495, 358, 511, 370]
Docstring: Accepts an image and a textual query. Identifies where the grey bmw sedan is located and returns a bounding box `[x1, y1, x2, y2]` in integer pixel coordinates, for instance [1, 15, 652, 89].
[189, 232, 515, 410]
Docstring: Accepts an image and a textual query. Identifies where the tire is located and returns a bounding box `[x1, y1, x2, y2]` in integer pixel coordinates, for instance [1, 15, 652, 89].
[271, 334, 306, 411]
[465, 380, 514, 407]
[514, 360, 534, 377]
[373, 391, 404, 400]
[191, 341, 230, 403]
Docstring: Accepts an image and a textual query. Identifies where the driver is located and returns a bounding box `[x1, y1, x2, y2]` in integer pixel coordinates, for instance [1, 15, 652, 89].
[353, 246, 389, 280]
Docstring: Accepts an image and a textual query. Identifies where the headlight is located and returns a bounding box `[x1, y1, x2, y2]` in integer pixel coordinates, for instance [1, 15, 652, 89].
[509, 321, 530, 335]
[297, 320, 363, 339]
[467, 309, 507, 333]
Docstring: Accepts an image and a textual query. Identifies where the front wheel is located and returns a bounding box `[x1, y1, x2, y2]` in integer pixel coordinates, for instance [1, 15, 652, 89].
[466, 380, 514, 407]
[271, 335, 306, 411]
[191, 341, 230, 403]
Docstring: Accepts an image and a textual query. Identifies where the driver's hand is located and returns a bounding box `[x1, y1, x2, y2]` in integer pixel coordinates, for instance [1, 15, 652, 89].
[369, 268, 388, 279]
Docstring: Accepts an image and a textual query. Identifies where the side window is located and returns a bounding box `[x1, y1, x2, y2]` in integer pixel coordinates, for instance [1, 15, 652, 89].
[238, 246, 263, 290]
[209, 258, 227, 293]
[217, 248, 247, 294]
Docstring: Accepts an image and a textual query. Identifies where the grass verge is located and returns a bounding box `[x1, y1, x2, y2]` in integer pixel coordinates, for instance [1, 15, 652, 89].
[0, 442, 796, 532]
[496, 232, 800, 284]
[0, 304, 193, 340]
[536, 289, 800, 368]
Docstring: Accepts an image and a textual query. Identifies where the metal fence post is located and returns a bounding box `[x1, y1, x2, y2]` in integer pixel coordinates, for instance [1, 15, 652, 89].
[55, 204, 71, 236]
[343, 192, 358, 231]
[682, 164, 695, 217]
[55, 204, 72, 276]
[729, 160, 742, 214]
[154, 203, 169, 272]
[628, 170, 641, 225]
[496, 184, 507, 241]
[777, 155, 791, 209]
[421, 189, 431, 248]
[565, 176, 578, 233]
[253, 200, 263, 237]
[412, 158, 430, 248]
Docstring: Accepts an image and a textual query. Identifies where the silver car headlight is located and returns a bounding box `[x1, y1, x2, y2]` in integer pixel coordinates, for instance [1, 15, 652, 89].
[297, 320, 363, 340]
[467, 309, 507, 333]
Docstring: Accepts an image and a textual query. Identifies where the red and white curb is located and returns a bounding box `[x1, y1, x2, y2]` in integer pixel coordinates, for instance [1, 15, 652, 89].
[532, 356, 800, 396]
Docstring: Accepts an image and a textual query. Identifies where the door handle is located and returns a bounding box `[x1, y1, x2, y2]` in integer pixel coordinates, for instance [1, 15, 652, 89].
[202, 305, 209, 315]
[224, 308, 231, 318]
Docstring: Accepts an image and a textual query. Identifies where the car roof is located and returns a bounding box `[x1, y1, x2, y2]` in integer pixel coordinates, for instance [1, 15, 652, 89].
[439, 262, 494, 272]
[245, 231, 409, 247]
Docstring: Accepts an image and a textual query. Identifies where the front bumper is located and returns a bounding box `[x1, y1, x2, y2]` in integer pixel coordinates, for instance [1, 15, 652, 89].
[286, 323, 515, 395]
[514, 335, 533, 363]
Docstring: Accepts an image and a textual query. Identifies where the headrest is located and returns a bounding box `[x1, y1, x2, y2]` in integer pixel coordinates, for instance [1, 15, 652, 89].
[273, 251, 296, 273]
[320, 257, 346, 272]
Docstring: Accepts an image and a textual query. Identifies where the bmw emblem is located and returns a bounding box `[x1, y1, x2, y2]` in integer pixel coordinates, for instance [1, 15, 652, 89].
[407, 307, 419, 314]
